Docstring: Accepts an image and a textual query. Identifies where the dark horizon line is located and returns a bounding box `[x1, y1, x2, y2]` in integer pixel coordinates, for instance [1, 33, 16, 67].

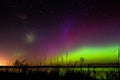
[0, 64, 119, 68]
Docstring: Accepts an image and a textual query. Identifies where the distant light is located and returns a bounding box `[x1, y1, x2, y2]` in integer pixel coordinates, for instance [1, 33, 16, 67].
[0, 58, 8, 66]
[0, 63, 5, 66]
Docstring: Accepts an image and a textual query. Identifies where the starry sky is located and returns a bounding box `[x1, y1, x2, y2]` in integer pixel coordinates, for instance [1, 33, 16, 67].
[0, 0, 120, 65]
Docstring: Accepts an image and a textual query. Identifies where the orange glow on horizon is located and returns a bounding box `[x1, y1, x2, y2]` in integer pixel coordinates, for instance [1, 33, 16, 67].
[0, 56, 11, 66]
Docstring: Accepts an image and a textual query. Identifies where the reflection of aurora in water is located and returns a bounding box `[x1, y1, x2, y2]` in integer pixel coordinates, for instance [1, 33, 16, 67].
[48, 45, 119, 65]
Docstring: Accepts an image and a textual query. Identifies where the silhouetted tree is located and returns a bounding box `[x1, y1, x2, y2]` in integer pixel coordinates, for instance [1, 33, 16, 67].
[13, 59, 28, 72]
[80, 57, 85, 66]
[79, 57, 85, 71]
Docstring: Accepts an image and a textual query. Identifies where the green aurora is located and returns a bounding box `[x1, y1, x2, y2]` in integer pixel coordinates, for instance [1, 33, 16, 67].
[49, 45, 119, 64]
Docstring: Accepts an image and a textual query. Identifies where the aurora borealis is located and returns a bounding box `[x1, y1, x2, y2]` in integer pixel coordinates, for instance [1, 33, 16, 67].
[0, 0, 120, 65]
[50, 45, 119, 65]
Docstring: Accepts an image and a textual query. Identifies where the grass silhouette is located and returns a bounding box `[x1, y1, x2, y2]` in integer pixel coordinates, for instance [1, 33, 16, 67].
[0, 59, 119, 80]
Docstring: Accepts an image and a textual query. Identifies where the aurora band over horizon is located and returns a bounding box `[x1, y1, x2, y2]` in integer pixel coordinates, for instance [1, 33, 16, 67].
[48, 45, 119, 64]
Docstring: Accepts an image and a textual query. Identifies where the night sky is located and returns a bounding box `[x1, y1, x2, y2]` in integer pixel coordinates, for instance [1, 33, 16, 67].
[0, 0, 120, 65]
